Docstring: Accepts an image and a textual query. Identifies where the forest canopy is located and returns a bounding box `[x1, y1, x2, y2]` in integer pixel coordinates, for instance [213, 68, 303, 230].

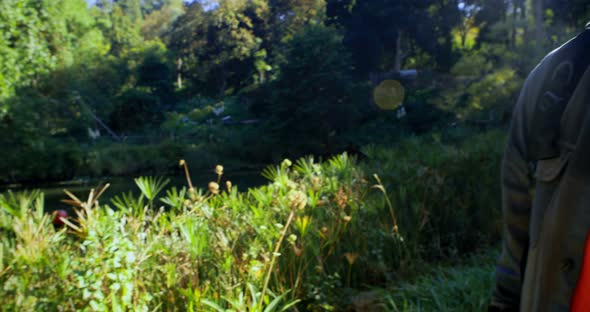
[0, 0, 588, 182]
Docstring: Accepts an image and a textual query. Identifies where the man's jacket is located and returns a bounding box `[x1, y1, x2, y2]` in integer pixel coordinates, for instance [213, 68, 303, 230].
[492, 25, 590, 312]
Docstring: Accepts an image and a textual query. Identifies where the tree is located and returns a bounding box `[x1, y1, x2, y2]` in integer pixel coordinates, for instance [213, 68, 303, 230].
[327, 0, 461, 76]
[0, 0, 108, 105]
[141, 0, 179, 15]
[533, 0, 545, 50]
[92, 0, 144, 56]
[0, 0, 54, 103]
[168, 1, 263, 97]
[461, 0, 510, 46]
[267, 0, 326, 40]
[266, 25, 367, 154]
[142, 0, 185, 40]
[569, 0, 590, 28]
[116, 0, 143, 24]
[136, 42, 175, 104]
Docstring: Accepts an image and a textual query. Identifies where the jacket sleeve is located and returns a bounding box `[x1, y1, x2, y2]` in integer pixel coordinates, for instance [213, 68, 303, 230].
[491, 69, 540, 309]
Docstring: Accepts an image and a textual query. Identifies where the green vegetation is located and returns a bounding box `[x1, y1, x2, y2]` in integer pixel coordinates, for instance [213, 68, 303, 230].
[2, 0, 586, 184]
[1, 129, 503, 310]
[379, 250, 497, 311]
[363, 129, 505, 261]
[1, 0, 587, 310]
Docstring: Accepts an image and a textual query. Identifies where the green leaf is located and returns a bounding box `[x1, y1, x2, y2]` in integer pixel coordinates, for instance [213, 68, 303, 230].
[201, 299, 227, 312]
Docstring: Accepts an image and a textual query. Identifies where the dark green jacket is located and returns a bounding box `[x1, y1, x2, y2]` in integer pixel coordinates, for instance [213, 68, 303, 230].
[492, 25, 590, 312]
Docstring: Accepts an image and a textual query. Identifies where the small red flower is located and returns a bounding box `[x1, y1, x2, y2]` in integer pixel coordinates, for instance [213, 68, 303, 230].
[52, 210, 68, 227]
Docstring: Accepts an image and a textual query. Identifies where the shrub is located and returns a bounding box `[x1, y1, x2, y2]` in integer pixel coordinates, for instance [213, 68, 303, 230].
[361, 128, 505, 262]
[110, 89, 164, 133]
[263, 25, 370, 155]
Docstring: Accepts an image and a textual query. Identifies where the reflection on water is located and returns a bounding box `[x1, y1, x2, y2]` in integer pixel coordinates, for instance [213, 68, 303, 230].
[1, 171, 268, 212]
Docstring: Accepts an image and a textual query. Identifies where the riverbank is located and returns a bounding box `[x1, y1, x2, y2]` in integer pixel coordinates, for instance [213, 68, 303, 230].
[0, 137, 274, 185]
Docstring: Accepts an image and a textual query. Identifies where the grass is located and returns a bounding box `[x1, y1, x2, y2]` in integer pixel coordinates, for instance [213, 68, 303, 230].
[0, 129, 506, 311]
[380, 249, 497, 312]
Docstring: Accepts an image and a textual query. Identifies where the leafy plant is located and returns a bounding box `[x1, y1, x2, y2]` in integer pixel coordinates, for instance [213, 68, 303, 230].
[134, 176, 170, 208]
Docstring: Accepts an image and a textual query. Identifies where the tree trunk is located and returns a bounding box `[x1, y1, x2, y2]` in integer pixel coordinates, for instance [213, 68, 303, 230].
[394, 28, 403, 72]
[519, 0, 526, 20]
[176, 57, 183, 89]
[534, 0, 545, 46]
[218, 65, 227, 99]
[520, 0, 530, 46]
[511, 0, 518, 47]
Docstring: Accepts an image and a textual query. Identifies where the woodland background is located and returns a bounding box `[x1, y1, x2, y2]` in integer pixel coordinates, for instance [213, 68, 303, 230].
[0, 0, 589, 310]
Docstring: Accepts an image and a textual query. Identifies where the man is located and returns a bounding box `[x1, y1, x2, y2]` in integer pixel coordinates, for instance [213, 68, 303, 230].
[491, 24, 590, 311]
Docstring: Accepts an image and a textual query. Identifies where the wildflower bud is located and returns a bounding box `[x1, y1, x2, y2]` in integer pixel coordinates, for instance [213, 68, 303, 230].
[288, 234, 297, 244]
[336, 188, 348, 210]
[215, 165, 224, 176]
[344, 252, 359, 265]
[293, 245, 303, 257]
[208, 182, 220, 194]
[288, 190, 307, 210]
[52, 210, 68, 227]
[226, 180, 232, 192]
[179, 159, 186, 167]
[343, 215, 352, 223]
[310, 176, 321, 188]
[281, 159, 292, 168]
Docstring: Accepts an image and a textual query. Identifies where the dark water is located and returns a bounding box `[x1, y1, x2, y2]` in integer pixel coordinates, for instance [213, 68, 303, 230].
[1, 171, 268, 212]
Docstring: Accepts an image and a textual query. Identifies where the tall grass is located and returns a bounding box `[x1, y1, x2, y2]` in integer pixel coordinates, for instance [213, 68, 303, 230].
[361, 129, 505, 262]
[0, 129, 506, 310]
[381, 249, 497, 312]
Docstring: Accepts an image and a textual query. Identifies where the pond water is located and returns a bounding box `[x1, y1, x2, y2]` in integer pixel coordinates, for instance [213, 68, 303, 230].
[1, 170, 268, 212]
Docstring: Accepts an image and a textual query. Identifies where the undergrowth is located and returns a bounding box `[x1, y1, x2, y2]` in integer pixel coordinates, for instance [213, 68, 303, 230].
[0, 130, 505, 311]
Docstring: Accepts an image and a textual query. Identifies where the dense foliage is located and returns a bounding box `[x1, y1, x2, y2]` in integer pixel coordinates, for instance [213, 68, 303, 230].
[1, 0, 587, 183]
[0, 129, 503, 310]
